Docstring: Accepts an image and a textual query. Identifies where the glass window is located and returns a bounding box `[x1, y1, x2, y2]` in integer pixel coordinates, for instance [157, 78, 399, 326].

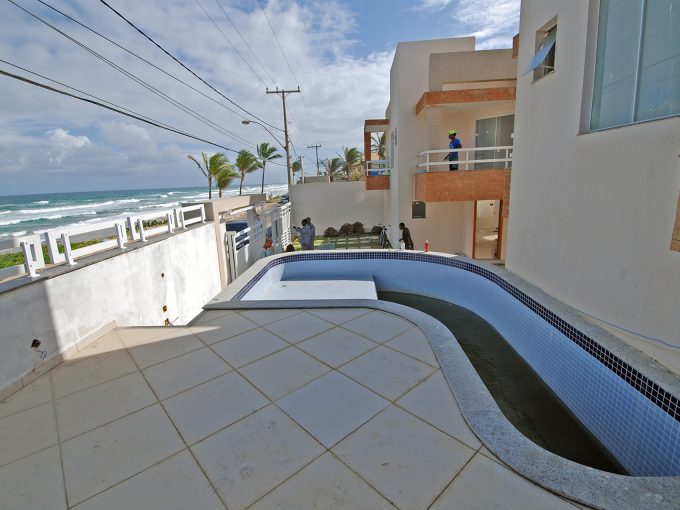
[524, 26, 557, 79]
[591, 0, 680, 130]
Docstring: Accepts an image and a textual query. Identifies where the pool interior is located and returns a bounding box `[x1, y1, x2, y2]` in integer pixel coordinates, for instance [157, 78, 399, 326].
[379, 291, 626, 475]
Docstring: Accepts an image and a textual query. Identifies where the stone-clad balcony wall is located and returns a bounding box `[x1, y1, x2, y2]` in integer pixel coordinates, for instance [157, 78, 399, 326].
[415, 168, 510, 207]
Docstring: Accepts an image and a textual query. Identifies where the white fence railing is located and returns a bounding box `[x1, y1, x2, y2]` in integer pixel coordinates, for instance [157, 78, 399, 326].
[1, 204, 206, 281]
[417, 145, 513, 172]
[365, 160, 392, 176]
[224, 203, 292, 282]
[0, 235, 45, 279]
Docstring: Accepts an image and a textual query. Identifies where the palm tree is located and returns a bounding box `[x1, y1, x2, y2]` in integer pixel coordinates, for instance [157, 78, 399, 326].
[216, 162, 239, 198]
[322, 157, 344, 182]
[291, 158, 302, 184]
[256, 142, 282, 194]
[371, 132, 388, 160]
[187, 152, 232, 199]
[339, 146, 363, 177]
[235, 150, 262, 195]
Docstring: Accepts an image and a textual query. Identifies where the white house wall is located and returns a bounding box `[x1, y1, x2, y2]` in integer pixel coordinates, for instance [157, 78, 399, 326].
[508, 1, 680, 371]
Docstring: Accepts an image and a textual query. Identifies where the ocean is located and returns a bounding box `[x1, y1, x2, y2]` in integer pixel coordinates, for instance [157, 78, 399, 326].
[0, 183, 288, 239]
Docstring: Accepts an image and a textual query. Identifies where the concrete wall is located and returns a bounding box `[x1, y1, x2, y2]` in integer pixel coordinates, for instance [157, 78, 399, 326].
[288, 181, 385, 232]
[507, 1, 680, 370]
[0, 224, 221, 392]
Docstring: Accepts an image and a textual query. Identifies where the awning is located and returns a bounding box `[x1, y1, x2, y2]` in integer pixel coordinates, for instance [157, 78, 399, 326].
[522, 30, 556, 76]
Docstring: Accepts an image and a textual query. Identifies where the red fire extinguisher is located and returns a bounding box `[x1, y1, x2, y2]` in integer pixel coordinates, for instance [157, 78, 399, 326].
[424, 240, 430, 252]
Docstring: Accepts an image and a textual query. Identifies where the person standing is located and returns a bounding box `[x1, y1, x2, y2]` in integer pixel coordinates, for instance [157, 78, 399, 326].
[399, 222, 414, 250]
[444, 130, 462, 170]
[292, 219, 312, 250]
[305, 217, 316, 250]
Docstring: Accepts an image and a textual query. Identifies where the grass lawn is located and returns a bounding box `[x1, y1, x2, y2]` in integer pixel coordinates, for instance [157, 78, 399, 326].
[290, 234, 382, 251]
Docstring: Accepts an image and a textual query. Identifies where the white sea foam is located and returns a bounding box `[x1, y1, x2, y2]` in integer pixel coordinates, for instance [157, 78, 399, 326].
[34, 200, 49, 204]
[11, 231, 27, 237]
[0, 211, 10, 215]
[18, 200, 116, 215]
[0, 219, 23, 226]
[115, 199, 140, 203]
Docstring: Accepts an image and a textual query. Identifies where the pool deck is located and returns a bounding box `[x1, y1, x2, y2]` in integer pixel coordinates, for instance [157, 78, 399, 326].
[0, 307, 588, 510]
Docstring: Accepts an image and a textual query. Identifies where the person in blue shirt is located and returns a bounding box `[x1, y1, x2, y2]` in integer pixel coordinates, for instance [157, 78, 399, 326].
[445, 130, 462, 170]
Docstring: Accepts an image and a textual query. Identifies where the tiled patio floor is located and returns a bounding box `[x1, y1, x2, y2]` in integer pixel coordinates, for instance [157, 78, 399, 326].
[0, 308, 586, 509]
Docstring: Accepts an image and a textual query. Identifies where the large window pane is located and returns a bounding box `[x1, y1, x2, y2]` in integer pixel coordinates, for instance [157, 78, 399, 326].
[636, 0, 680, 121]
[591, 0, 643, 129]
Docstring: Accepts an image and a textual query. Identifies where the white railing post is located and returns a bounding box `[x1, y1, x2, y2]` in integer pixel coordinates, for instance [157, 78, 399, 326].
[116, 223, 126, 249]
[128, 216, 139, 241]
[166, 212, 174, 234]
[61, 233, 76, 266]
[177, 208, 185, 229]
[45, 231, 64, 264]
[199, 204, 205, 223]
[138, 219, 147, 242]
[20, 240, 37, 277]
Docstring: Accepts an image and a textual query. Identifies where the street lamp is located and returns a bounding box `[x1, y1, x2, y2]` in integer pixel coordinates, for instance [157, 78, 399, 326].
[241, 120, 291, 187]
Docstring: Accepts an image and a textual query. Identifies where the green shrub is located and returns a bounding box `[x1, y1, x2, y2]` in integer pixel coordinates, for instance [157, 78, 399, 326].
[352, 222, 365, 234]
[371, 225, 383, 235]
[324, 226, 338, 237]
[338, 223, 354, 235]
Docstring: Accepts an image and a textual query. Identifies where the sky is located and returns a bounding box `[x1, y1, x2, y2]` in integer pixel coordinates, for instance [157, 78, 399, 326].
[0, 0, 520, 195]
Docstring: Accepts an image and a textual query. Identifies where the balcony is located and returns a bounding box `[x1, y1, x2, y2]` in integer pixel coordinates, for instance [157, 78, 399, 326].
[365, 160, 391, 190]
[415, 146, 512, 202]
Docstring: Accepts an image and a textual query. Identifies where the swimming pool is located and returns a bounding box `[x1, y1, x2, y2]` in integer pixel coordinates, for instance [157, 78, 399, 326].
[208, 250, 680, 506]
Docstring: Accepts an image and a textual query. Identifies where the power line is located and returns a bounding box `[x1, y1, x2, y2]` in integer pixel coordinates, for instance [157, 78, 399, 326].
[9, 0, 256, 147]
[255, 0, 317, 135]
[96, 0, 284, 132]
[35, 0, 262, 130]
[0, 68, 240, 153]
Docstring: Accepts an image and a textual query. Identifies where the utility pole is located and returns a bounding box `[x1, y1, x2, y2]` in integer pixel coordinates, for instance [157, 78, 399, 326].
[307, 144, 321, 176]
[266, 87, 300, 186]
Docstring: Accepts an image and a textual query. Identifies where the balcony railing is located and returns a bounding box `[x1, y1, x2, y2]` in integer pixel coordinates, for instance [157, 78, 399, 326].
[417, 146, 513, 172]
[365, 160, 392, 176]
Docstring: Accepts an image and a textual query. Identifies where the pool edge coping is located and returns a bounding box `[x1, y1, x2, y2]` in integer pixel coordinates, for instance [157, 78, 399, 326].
[199, 297, 679, 510]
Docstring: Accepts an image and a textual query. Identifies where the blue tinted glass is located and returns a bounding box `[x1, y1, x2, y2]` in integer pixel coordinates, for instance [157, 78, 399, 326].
[591, 0, 643, 129]
[636, 0, 680, 121]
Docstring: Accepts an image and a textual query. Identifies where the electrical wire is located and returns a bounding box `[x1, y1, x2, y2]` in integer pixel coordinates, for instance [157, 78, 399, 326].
[0, 68, 240, 153]
[96, 0, 284, 132]
[8, 0, 257, 147]
[35, 0, 262, 130]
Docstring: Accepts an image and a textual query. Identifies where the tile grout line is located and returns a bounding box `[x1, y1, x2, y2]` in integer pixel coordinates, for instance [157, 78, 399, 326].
[122, 338, 231, 510]
[425, 446, 481, 510]
[48, 369, 69, 509]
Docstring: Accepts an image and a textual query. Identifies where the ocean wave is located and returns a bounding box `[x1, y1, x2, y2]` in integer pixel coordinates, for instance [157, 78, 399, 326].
[18, 200, 116, 215]
[115, 199, 140, 203]
[0, 219, 23, 226]
[137, 202, 180, 210]
[11, 231, 27, 237]
[34, 200, 50, 204]
[0, 211, 10, 215]
[159, 194, 168, 198]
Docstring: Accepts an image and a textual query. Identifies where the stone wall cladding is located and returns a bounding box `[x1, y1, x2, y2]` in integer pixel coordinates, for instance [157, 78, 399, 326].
[430, 49, 517, 91]
[415, 168, 510, 204]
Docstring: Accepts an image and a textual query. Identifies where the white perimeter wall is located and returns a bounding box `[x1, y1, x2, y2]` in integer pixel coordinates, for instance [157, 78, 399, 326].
[0, 224, 221, 390]
[289, 181, 385, 232]
[508, 1, 680, 370]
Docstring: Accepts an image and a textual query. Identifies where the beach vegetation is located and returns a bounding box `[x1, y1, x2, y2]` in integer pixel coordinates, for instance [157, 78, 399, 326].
[256, 143, 282, 193]
[371, 132, 388, 160]
[235, 150, 262, 195]
[187, 152, 233, 199]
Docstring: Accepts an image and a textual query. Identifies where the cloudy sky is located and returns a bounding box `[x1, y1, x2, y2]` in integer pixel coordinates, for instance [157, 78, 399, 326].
[0, 0, 519, 195]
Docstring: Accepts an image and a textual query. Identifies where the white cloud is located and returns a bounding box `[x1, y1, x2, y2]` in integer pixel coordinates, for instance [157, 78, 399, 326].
[414, 0, 455, 12]
[454, 0, 520, 49]
[45, 128, 91, 164]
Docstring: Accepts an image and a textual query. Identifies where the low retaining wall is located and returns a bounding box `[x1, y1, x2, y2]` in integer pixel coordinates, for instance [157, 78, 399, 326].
[0, 224, 221, 395]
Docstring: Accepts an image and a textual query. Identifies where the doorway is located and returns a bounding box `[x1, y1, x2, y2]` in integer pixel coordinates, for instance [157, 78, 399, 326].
[473, 200, 501, 260]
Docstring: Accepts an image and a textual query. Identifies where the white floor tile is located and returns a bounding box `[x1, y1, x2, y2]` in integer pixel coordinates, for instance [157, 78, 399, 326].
[339, 346, 435, 401]
[163, 372, 269, 445]
[385, 327, 438, 366]
[143, 348, 231, 400]
[341, 311, 414, 343]
[51, 350, 137, 399]
[127, 330, 204, 369]
[192, 405, 324, 510]
[278, 372, 388, 448]
[70, 331, 125, 360]
[190, 314, 259, 344]
[333, 406, 474, 509]
[0, 402, 57, 467]
[239, 309, 300, 325]
[0, 374, 52, 419]
[0, 446, 65, 510]
[61, 404, 184, 506]
[72, 450, 224, 510]
[264, 312, 334, 343]
[306, 308, 372, 325]
[55, 372, 156, 440]
[211, 328, 288, 368]
[249, 452, 395, 510]
[114, 327, 178, 348]
[430, 453, 576, 510]
[297, 327, 377, 368]
[191, 309, 235, 325]
[397, 371, 481, 449]
[240, 348, 330, 400]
